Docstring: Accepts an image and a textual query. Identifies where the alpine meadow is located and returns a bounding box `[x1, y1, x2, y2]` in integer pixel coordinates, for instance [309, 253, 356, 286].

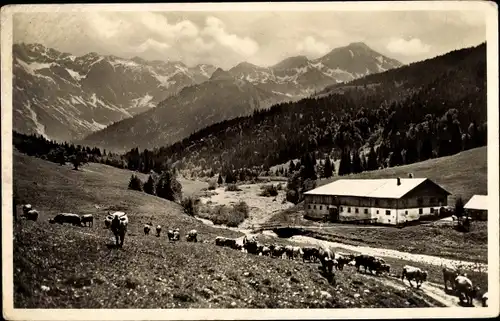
[5, 4, 498, 318]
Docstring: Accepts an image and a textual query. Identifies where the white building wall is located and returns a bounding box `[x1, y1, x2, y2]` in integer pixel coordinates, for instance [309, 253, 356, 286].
[305, 202, 443, 225]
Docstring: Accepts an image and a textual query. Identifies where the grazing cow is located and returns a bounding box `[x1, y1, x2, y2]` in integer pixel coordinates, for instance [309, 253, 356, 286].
[109, 211, 128, 247]
[261, 246, 271, 257]
[482, 292, 488, 307]
[81, 214, 94, 227]
[22, 204, 32, 215]
[144, 224, 151, 235]
[302, 246, 320, 263]
[243, 235, 259, 254]
[284, 245, 295, 260]
[172, 228, 180, 241]
[291, 246, 303, 260]
[49, 213, 81, 226]
[401, 265, 428, 288]
[379, 263, 391, 274]
[24, 209, 39, 221]
[167, 229, 175, 241]
[335, 253, 355, 271]
[215, 236, 237, 249]
[354, 254, 384, 275]
[270, 245, 286, 258]
[186, 229, 198, 242]
[318, 247, 335, 275]
[156, 225, 162, 237]
[443, 266, 461, 291]
[454, 275, 479, 306]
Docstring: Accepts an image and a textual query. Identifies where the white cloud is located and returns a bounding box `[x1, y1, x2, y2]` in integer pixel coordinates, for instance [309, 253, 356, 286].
[201, 16, 259, 57]
[296, 36, 330, 57]
[137, 38, 171, 53]
[386, 38, 431, 56]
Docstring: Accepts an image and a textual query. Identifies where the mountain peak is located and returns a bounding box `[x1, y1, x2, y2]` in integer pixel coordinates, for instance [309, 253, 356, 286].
[210, 67, 233, 80]
[347, 42, 371, 49]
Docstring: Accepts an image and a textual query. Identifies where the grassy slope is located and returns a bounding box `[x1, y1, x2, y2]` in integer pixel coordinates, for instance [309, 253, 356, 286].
[267, 147, 488, 262]
[13, 151, 443, 308]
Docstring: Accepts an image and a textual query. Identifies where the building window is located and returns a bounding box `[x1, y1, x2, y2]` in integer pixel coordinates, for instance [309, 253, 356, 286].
[376, 210, 379, 214]
[355, 208, 359, 214]
[385, 210, 391, 215]
[419, 208, 423, 214]
[430, 208, 434, 214]
[320, 206, 323, 210]
[314, 205, 316, 209]
[364, 209, 368, 214]
[308, 205, 311, 209]
[388, 219, 391, 223]
[405, 210, 408, 215]
[347, 207, 351, 213]
[340, 206, 343, 211]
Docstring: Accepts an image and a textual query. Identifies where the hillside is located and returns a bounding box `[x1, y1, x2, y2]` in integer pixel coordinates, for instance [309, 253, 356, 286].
[117, 43, 486, 177]
[12, 151, 443, 308]
[13, 43, 216, 142]
[267, 147, 488, 263]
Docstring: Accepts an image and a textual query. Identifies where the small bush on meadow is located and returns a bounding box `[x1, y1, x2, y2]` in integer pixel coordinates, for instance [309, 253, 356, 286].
[198, 201, 249, 227]
[128, 174, 143, 191]
[259, 184, 279, 197]
[181, 197, 199, 216]
[208, 180, 217, 190]
[225, 183, 242, 192]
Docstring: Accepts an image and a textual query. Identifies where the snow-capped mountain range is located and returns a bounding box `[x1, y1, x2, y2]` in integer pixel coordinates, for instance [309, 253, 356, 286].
[13, 42, 402, 145]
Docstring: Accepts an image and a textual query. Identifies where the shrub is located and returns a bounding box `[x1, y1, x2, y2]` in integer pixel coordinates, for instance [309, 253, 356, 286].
[156, 170, 182, 202]
[181, 197, 199, 216]
[259, 184, 279, 197]
[208, 180, 217, 190]
[225, 183, 242, 192]
[128, 174, 143, 191]
[198, 201, 249, 227]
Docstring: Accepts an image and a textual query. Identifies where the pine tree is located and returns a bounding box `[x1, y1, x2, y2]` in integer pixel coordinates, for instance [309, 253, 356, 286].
[128, 174, 143, 191]
[323, 158, 333, 178]
[143, 175, 156, 195]
[217, 174, 223, 185]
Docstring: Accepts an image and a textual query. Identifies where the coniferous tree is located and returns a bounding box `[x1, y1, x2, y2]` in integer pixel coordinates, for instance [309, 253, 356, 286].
[323, 158, 333, 178]
[128, 174, 143, 191]
[143, 175, 156, 195]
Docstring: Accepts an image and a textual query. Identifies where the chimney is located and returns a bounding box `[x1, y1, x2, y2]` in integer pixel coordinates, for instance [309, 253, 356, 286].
[397, 177, 401, 186]
[408, 173, 414, 178]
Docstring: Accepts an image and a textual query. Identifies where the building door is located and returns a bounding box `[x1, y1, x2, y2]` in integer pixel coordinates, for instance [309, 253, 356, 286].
[329, 206, 339, 222]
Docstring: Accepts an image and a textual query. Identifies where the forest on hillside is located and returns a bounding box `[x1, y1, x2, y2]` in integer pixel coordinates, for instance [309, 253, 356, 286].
[123, 43, 487, 176]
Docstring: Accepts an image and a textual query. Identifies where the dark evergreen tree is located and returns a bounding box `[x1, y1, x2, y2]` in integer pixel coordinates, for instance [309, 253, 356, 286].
[128, 174, 143, 191]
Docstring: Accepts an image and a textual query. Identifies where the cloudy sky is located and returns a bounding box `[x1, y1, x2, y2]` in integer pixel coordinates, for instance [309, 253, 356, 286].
[13, 10, 486, 69]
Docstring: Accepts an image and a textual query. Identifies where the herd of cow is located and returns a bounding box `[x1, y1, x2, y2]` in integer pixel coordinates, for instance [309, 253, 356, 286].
[18, 204, 488, 308]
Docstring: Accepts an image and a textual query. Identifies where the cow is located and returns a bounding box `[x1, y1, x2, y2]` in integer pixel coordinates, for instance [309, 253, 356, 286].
[443, 266, 461, 291]
[379, 263, 391, 274]
[401, 265, 428, 288]
[49, 213, 81, 226]
[291, 246, 303, 260]
[81, 214, 94, 227]
[172, 228, 180, 241]
[22, 204, 32, 215]
[482, 292, 488, 307]
[335, 253, 355, 271]
[318, 247, 335, 275]
[186, 229, 198, 242]
[215, 236, 240, 250]
[167, 229, 175, 241]
[354, 254, 385, 275]
[261, 246, 271, 257]
[454, 275, 480, 306]
[144, 224, 151, 235]
[284, 245, 295, 260]
[24, 209, 39, 221]
[302, 246, 320, 263]
[156, 225, 162, 237]
[270, 245, 286, 258]
[108, 211, 128, 247]
[243, 235, 259, 254]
